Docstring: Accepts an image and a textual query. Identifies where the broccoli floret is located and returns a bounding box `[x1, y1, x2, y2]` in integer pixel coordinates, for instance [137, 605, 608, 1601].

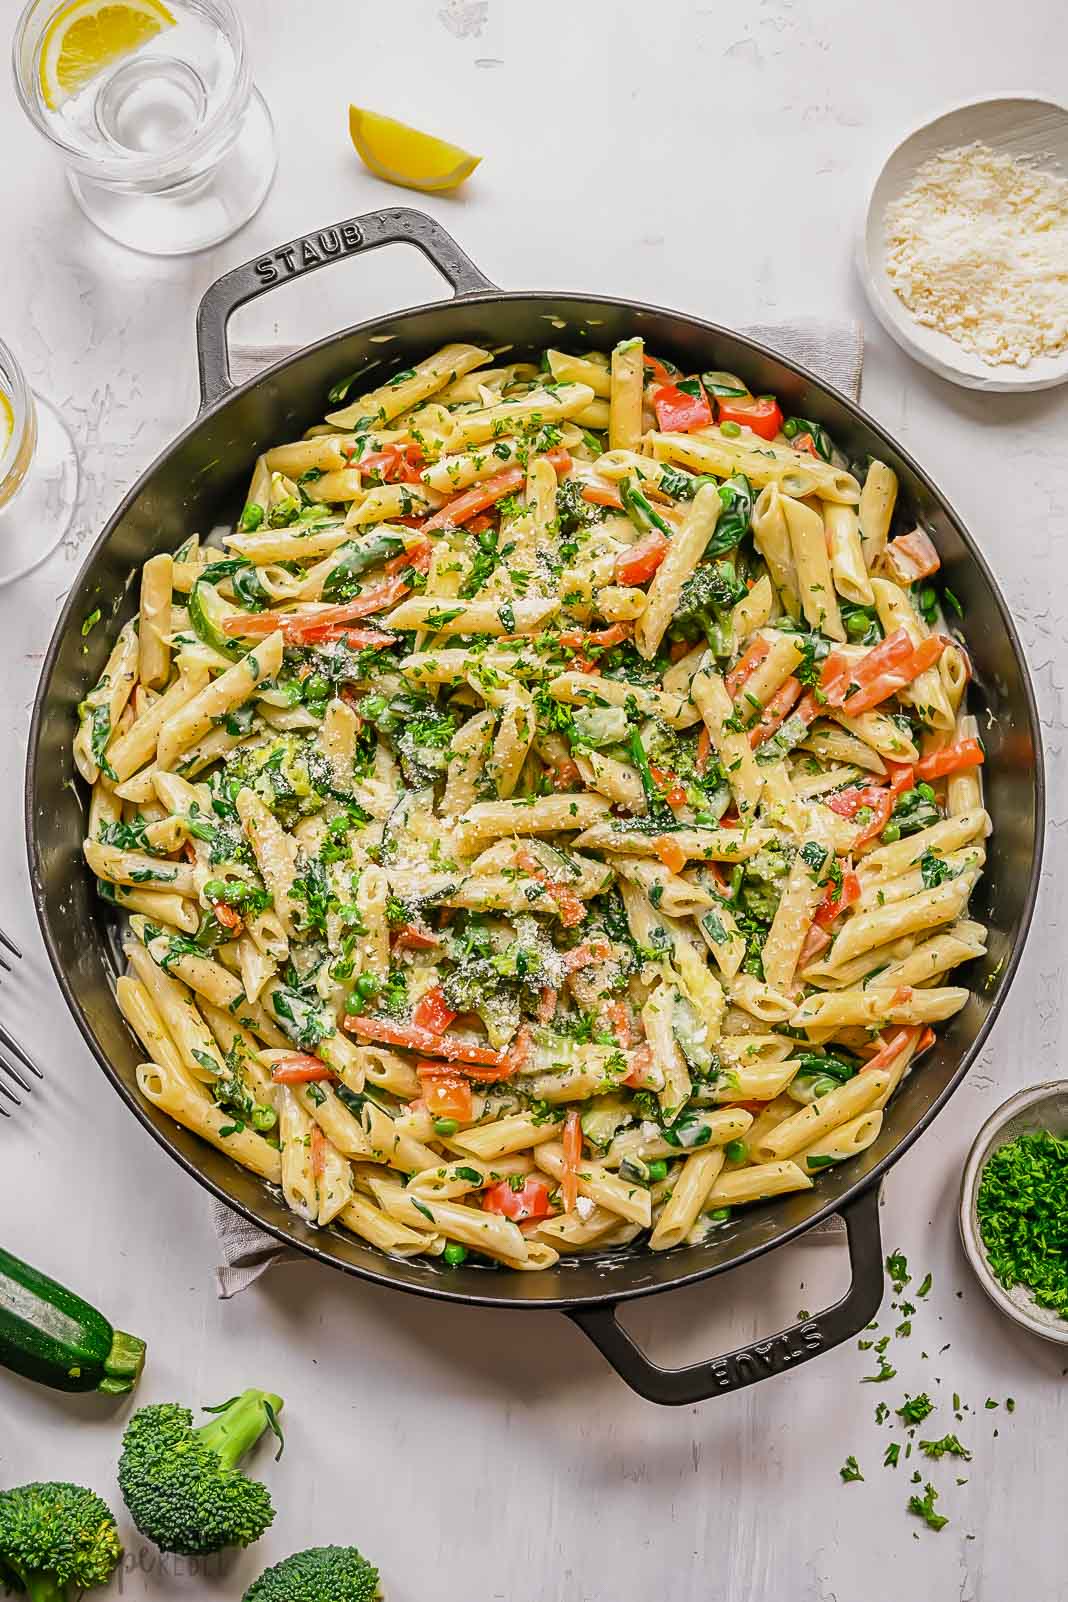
[0, 1482, 121, 1601]
[671, 560, 747, 650]
[118, 1389, 283, 1556]
[243, 1545, 380, 1601]
[555, 476, 605, 537]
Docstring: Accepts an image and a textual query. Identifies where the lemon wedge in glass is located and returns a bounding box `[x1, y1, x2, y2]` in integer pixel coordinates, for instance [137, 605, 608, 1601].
[0, 393, 13, 456]
[39, 0, 175, 111]
[348, 106, 481, 194]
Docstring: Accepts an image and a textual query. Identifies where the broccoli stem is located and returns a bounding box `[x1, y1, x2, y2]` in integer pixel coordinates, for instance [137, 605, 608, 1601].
[23, 1575, 67, 1602]
[196, 1390, 283, 1471]
[98, 1328, 147, 1395]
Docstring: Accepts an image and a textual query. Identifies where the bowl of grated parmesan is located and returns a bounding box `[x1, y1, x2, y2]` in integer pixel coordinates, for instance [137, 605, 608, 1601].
[859, 94, 1068, 391]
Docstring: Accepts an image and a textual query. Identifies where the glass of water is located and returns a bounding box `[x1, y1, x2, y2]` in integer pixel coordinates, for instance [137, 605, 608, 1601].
[12, 0, 277, 256]
[0, 338, 79, 586]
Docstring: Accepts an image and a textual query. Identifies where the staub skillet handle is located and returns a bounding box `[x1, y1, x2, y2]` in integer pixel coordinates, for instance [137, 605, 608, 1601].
[195, 207, 498, 410]
[569, 1184, 883, 1405]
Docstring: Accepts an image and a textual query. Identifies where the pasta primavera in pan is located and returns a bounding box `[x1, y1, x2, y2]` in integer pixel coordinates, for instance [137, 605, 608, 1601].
[75, 337, 989, 1269]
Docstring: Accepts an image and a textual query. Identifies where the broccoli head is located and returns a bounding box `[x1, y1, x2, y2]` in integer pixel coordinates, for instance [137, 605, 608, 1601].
[118, 1388, 282, 1556]
[0, 1481, 121, 1602]
[671, 560, 747, 648]
[243, 1545, 381, 1602]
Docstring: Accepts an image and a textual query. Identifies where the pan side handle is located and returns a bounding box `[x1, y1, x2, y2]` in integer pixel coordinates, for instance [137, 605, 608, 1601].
[195, 207, 498, 410]
[567, 1183, 883, 1406]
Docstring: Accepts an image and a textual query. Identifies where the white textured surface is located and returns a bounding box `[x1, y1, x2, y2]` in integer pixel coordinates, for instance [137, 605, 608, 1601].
[1, 4, 1067, 1599]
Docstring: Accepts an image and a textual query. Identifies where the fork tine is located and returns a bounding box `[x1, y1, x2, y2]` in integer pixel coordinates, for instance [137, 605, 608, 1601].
[0, 954, 12, 975]
[0, 1023, 41, 1080]
[0, 1073, 20, 1106]
[0, 1053, 30, 1094]
[0, 1101, 10, 1117]
[0, 927, 22, 961]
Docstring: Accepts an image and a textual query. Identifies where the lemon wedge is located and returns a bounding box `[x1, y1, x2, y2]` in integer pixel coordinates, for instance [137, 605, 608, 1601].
[39, 0, 175, 111]
[348, 106, 481, 194]
[0, 393, 13, 456]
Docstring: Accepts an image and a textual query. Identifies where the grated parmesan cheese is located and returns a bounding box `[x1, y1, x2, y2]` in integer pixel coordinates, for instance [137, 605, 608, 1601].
[884, 141, 1068, 367]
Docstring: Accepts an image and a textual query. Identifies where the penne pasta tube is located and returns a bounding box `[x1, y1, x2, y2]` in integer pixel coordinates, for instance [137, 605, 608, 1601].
[753, 1071, 890, 1161]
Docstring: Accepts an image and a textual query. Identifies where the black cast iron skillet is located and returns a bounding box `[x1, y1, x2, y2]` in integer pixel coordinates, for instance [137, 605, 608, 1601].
[26, 209, 1044, 1404]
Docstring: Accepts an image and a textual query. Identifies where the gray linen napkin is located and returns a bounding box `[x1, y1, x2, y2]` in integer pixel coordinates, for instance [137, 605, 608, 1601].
[211, 316, 864, 1296]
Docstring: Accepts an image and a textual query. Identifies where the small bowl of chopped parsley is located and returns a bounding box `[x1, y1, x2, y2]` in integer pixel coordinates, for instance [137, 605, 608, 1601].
[960, 1082, 1068, 1343]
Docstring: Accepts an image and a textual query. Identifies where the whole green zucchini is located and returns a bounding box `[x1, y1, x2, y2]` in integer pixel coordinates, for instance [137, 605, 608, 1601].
[0, 1246, 146, 1394]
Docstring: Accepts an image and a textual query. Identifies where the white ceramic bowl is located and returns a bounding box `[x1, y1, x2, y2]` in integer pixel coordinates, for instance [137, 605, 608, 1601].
[859, 94, 1068, 393]
[959, 1081, 1068, 1344]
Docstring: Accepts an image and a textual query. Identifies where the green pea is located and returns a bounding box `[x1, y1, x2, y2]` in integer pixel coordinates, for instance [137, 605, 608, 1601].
[707, 1207, 732, 1223]
[720, 420, 742, 437]
[303, 672, 331, 702]
[694, 810, 717, 826]
[724, 1140, 747, 1163]
[443, 1242, 468, 1266]
[433, 1117, 460, 1137]
[646, 1159, 669, 1182]
[251, 1104, 278, 1132]
[919, 586, 938, 613]
[203, 878, 230, 902]
[354, 973, 380, 1000]
[880, 821, 901, 843]
[917, 782, 936, 802]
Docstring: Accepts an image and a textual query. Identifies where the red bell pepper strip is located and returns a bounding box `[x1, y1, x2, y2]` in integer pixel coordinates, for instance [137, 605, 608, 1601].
[839, 635, 946, 715]
[581, 481, 624, 510]
[914, 739, 984, 782]
[653, 382, 712, 433]
[825, 782, 896, 846]
[310, 1123, 326, 1179]
[412, 985, 457, 1036]
[695, 725, 712, 775]
[514, 847, 586, 927]
[602, 998, 636, 1048]
[423, 466, 526, 531]
[343, 1013, 501, 1066]
[562, 937, 613, 974]
[886, 761, 916, 798]
[561, 1108, 583, 1214]
[653, 836, 687, 875]
[223, 577, 412, 642]
[615, 530, 668, 586]
[642, 354, 673, 386]
[813, 864, 861, 927]
[797, 922, 832, 968]
[860, 1024, 931, 1074]
[749, 676, 802, 748]
[385, 540, 433, 575]
[537, 986, 558, 1025]
[417, 1070, 474, 1122]
[886, 528, 941, 583]
[391, 922, 440, 951]
[356, 443, 425, 485]
[271, 1055, 337, 1084]
[622, 1042, 656, 1089]
[557, 623, 631, 653]
[297, 626, 398, 648]
[649, 764, 687, 807]
[213, 901, 244, 934]
[725, 636, 772, 699]
[717, 396, 782, 440]
[482, 1176, 553, 1222]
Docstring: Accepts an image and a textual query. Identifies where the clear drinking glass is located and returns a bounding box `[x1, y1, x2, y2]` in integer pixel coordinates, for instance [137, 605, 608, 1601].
[12, 0, 277, 256]
[0, 338, 79, 585]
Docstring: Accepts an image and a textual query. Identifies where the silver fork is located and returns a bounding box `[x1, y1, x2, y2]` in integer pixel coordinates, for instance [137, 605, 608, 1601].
[0, 926, 43, 1116]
